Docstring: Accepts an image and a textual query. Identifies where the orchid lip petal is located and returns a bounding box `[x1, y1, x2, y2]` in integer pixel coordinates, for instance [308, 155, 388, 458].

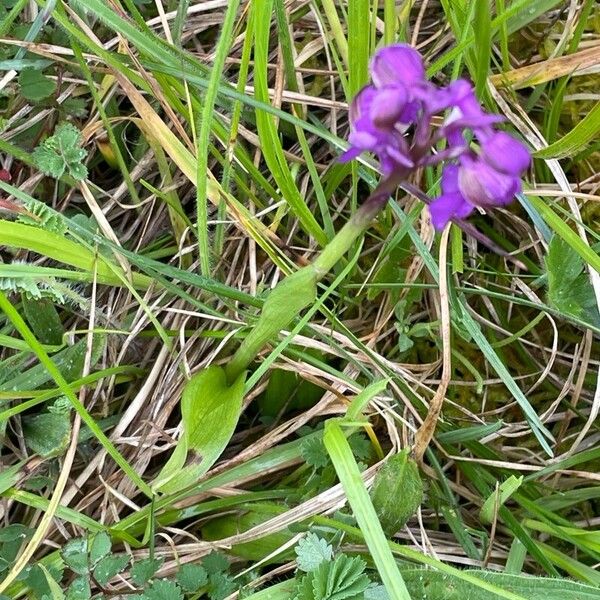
[429, 192, 473, 230]
[348, 130, 379, 149]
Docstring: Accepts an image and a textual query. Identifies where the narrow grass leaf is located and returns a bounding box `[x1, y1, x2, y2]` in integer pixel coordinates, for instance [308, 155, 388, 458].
[195, 0, 241, 275]
[480, 476, 524, 524]
[534, 101, 600, 159]
[323, 420, 411, 600]
[348, 0, 370, 96]
[473, 0, 492, 97]
[455, 298, 554, 455]
[527, 196, 600, 274]
[251, 0, 328, 246]
[399, 569, 600, 599]
[0, 219, 150, 290]
[490, 45, 600, 90]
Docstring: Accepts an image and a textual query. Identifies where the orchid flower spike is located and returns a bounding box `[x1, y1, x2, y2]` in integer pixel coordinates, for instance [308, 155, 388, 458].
[340, 44, 531, 230]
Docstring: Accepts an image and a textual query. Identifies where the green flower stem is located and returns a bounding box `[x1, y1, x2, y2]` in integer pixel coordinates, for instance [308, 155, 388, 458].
[224, 192, 389, 384]
[313, 191, 387, 276]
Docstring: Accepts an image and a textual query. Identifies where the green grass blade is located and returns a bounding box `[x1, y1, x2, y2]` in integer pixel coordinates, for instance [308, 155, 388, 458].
[251, 0, 328, 246]
[324, 420, 412, 600]
[534, 101, 600, 160]
[473, 0, 492, 97]
[348, 0, 370, 96]
[195, 0, 241, 275]
[527, 196, 600, 273]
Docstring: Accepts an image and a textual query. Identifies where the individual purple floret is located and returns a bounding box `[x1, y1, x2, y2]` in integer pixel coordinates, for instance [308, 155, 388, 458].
[340, 44, 531, 230]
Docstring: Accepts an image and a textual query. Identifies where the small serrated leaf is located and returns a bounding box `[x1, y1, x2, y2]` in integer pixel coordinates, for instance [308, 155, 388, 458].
[293, 572, 315, 600]
[295, 533, 333, 572]
[67, 161, 88, 181]
[207, 571, 236, 600]
[61, 538, 88, 575]
[176, 563, 208, 592]
[65, 576, 91, 600]
[89, 531, 112, 566]
[32, 122, 87, 181]
[22, 412, 71, 457]
[311, 554, 370, 600]
[348, 433, 371, 461]
[19, 68, 56, 101]
[63, 146, 87, 164]
[300, 435, 329, 469]
[54, 122, 83, 149]
[131, 557, 164, 586]
[32, 146, 66, 178]
[92, 554, 129, 585]
[143, 579, 184, 600]
[202, 551, 230, 575]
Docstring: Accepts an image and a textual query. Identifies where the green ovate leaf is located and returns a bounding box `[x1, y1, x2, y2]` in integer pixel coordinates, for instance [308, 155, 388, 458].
[0, 524, 33, 542]
[153, 366, 246, 493]
[295, 533, 334, 572]
[22, 412, 71, 457]
[18, 68, 56, 101]
[22, 563, 64, 599]
[370, 449, 423, 536]
[22, 296, 64, 345]
[39, 563, 66, 600]
[66, 576, 91, 600]
[535, 100, 600, 159]
[89, 531, 112, 565]
[60, 538, 88, 575]
[92, 554, 129, 585]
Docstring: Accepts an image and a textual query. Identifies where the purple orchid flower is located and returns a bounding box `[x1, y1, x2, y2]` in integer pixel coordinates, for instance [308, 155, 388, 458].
[340, 43, 531, 230]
